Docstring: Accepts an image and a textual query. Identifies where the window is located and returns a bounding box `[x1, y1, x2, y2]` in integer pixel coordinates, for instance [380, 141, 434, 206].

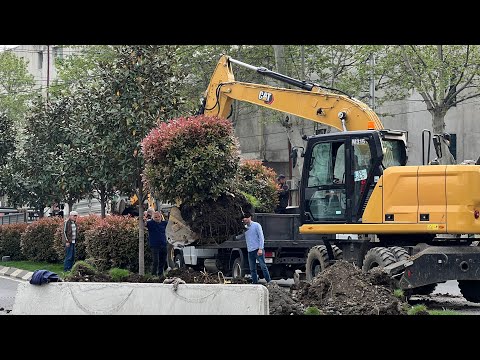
[38, 51, 43, 69]
[54, 46, 63, 60]
[449, 133, 457, 161]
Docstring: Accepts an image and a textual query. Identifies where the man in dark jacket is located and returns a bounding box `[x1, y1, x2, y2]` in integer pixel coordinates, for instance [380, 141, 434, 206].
[63, 211, 79, 272]
[144, 211, 168, 276]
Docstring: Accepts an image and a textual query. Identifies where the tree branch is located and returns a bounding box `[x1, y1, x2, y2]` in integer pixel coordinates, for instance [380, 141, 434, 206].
[400, 46, 434, 108]
[451, 92, 480, 106]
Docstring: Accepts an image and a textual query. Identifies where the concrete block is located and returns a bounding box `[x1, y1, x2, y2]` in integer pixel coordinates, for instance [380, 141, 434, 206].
[12, 282, 269, 315]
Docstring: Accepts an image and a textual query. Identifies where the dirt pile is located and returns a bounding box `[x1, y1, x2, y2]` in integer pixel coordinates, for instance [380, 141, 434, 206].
[295, 260, 407, 315]
[266, 282, 304, 315]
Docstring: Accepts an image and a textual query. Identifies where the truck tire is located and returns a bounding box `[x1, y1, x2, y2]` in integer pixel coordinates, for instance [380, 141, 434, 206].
[361, 247, 396, 271]
[458, 280, 480, 303]
[173, 252, 185, 269]
[232, 257, 245, 279]
[306, 245, 330, 281]
[167, 243, 176, 269]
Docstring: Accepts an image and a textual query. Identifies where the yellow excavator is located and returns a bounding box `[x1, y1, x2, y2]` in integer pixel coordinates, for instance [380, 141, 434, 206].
[196, 54, 480, 301]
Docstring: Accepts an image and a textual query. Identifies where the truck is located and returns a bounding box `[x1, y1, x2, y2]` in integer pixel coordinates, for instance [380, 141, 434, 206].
[167, 55, 480, 302]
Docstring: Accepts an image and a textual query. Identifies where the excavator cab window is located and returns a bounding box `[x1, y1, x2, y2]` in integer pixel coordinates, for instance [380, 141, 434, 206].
[303, 133, 380, 224]
[306, 140, 347, 221]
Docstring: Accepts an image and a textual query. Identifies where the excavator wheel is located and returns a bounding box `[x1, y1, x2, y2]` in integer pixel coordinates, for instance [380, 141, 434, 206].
[388, 246, 409, 261]
[458, 280, 480, 303]
[361, 247, 396, 271]
[306, 245, 330, 281]
[332, 245, 343, 260]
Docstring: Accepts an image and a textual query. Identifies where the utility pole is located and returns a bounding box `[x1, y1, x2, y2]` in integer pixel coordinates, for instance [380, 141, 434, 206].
[369, 53, 375, 111]
[301, 45, 305, 80]
[46, 45, 50, 102]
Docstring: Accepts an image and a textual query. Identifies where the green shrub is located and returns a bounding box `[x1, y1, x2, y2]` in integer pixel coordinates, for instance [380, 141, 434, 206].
[407, 304, 429, 315]
[393, 289, 404, 299]
[109, 267, 131, 282]
[20, 217, 63, 262]
[240, 191, 260, 211]
[53, 214, 101, 261]
[304, 306, 322, 315]
[237, 160, 278, 213]
[85, 215, 150, 272]
[0, 223, 28, 260]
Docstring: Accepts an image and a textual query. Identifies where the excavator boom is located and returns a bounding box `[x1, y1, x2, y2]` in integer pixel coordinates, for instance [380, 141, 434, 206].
[201, 55, 383, 132]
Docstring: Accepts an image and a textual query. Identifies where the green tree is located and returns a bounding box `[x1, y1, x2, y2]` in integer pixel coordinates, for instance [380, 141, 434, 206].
[46, 94, 91, 212]
[52, 45, 116, 97]
[374, 45, 480, 164]
[0, 50, 36, 126]
[0, 111, 14, 167]
[102, 45, 185, 275]
[4, 97, 62, 215]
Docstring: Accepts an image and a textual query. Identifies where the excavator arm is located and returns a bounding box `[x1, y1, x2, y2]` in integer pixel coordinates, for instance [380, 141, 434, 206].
[200, 55, 384, 132]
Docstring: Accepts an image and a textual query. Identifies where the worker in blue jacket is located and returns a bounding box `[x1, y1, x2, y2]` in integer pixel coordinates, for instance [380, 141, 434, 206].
[144, 211, 168, 276]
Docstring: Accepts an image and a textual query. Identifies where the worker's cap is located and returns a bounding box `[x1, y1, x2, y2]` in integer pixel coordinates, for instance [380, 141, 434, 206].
[277, 174, 286, 180]
[70, 211, 78, 216]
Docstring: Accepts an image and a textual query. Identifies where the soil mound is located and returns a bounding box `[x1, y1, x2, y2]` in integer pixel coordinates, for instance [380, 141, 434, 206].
[267, 282, 304, 315]
[296, 260, 407, 315]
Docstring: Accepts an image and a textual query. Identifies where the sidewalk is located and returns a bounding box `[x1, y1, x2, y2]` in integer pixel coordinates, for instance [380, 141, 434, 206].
[0, 266, 33, 281]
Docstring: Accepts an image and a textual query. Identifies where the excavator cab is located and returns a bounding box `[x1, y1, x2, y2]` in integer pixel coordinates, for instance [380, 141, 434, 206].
[302, 130, 407, 224]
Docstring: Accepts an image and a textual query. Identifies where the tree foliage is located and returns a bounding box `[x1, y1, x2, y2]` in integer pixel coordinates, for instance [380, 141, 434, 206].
[0, 111, 14, 167]
[237, 160, 278, 213]
[373, 45, 480, 163]
[0, 50, 36, 125]
[4, 97, 63, 213]
[142, 114, 240, 205]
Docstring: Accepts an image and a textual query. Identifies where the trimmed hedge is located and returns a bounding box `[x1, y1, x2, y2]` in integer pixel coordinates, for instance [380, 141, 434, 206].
[85, 215, 151, 272]
[20, 217, 64, 262]
[0, 223, 28, 260]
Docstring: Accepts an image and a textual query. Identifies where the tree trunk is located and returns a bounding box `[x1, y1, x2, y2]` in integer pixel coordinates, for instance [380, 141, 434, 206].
[138, 181, 145, 275]
[100, 188, 106, 218]
[273, 45, 306, 198]
[68, 201, 74, 215]
[432, 112, 456, 165]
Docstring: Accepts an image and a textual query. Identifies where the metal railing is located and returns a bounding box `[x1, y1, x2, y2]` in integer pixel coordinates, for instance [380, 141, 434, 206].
[0, 212, 28, 225]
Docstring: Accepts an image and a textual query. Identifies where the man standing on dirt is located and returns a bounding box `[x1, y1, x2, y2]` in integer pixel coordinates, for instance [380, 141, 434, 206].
[242, 212, 271, 284]
[63, 211, 79, 272]
[144, 210, 168, 276]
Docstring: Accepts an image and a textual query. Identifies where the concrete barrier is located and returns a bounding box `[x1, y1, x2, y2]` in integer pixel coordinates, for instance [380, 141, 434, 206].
[12, 282, 269, 315]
